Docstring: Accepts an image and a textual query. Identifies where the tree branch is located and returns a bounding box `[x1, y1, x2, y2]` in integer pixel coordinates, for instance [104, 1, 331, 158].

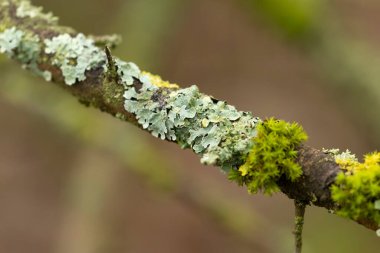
[0, 0, 379, 232]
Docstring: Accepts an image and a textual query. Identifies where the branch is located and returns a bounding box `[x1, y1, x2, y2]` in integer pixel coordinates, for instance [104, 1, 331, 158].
[1, 0, 379, 233]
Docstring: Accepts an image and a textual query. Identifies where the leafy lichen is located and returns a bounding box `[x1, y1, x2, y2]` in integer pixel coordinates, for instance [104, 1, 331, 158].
[0, 7, 301, 182]
[0, 8, 261, 171]
[0, 26, 51, 81]
[16, 0, 58, 23]
[44, 33, 106, 85]
[229, 118, 308, 194]
[0, 27, 23, 55]
[330, 150, 380, 228]
[116, 58, 260, 168]
[115, 58, 140, 86]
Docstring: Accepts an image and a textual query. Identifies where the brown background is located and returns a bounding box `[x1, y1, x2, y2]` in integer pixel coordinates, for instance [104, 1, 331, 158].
[1, 0, 380, 252]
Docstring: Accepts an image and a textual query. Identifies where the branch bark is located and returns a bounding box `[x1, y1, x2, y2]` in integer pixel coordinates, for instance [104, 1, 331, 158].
[0, 0, 378, 232]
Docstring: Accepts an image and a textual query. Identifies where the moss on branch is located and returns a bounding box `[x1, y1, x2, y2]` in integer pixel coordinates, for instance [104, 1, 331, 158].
[1, 0, 379, 233]
[327, 149, 380, 231]
[229, 119, 308, 194]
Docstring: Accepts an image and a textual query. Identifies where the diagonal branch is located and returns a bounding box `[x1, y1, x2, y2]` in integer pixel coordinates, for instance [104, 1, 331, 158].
[0, 0, 379, 232]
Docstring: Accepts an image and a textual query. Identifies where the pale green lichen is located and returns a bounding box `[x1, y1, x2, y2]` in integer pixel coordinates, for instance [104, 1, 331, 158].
[115, 57, 260, 168]
[44, 33, 106, 85]
[16, 0, 58, 23]
[115, 58, 140, 86]
[0, 27, 23, 55]
[0, 26, 52, 81]
[330, 150, 380, 230]
[0, 8, 277, 175]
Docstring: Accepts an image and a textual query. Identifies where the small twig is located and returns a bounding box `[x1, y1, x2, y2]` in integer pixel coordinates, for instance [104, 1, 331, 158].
[104, 46, 118, 82]
[294, 200, 306, 253]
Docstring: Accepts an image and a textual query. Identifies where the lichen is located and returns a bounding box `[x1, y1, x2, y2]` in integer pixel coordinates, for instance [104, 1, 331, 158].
[116, 59, 260, 168]
[16, 0, 58, 23]
[228, 118, 308, 194]
[141, 71, 179, 89]
[0, 26, 52, 81]
[322, 148, 358, 171]
[0, 27, 23, 55]
[330, 150, 380, 228]
[115, 58, 140, 86]
[0, 4, 299, 181]
[44, 33, 106, 85]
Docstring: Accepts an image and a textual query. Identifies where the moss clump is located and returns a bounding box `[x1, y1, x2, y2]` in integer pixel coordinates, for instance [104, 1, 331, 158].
[229, 118, 308, 194]
[331, 152, 380, 225]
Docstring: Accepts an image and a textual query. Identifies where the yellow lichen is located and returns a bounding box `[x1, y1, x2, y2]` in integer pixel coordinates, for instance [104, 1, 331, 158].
[141, 71, 179, 89]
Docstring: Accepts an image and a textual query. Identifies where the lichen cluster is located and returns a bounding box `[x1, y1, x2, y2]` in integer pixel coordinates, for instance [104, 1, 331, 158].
[15, 0, 58, 23]
[0, 27, 51, 81]
[329, 150, 380, 228]
[0, 27, 23, 54]
[0, 18, 261, 170]
[0, 0, 266, 171]
[3, 0, 380, 238]
[44, 34, 106, 85]
[229, 119, 308, 194]
[0, 1, 306, 184]
[114, 58, 261, 168]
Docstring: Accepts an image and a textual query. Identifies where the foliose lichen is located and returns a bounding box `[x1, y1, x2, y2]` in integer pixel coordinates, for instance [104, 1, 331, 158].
[228, 118, 308, 194]
[0, 27, 23, 55]
[44, 33, 106, 85]
[0, 4, 303, 182]
[115, 58, 140, 86]
[0, 26, 51, 81]
[16, 0, 58, 23]
[329, 150, 380, 228]
[113, 57, 260, 169]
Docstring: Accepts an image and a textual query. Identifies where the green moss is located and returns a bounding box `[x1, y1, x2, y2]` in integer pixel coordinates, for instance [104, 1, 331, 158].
[331, 152, 380, 226]
[229, 118, 308, 194]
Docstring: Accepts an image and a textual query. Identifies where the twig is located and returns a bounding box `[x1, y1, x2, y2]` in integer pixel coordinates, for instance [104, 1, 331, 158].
[294, 200, 306, 253]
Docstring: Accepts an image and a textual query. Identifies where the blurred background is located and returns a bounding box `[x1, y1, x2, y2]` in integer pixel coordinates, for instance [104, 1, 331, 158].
[1, 0, 380, 252]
